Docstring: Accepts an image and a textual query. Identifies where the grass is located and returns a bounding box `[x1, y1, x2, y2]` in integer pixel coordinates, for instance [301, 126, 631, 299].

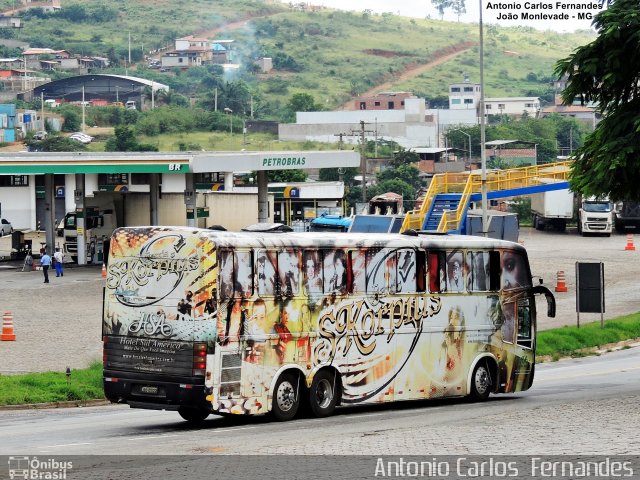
[0, 315, 638, 406]
[537, 313, 640, 359]
[0, 361, 103, 406]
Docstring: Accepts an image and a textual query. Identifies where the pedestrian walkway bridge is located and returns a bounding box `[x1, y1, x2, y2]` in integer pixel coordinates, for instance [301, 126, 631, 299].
[401, 161, 571, 234]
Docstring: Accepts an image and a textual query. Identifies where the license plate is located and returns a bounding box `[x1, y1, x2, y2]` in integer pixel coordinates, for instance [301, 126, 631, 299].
[140, 386, 158, 394]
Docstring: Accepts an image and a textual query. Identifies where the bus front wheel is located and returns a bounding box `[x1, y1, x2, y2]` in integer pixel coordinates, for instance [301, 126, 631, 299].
[272, 372, 300, 421]
[470, 362, 492, 401]
[178, 406, 210, 423]
[309, 370, 338, 418]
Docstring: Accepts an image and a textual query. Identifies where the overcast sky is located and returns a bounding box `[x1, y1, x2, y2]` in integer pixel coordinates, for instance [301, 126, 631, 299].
[292, 0, 602, 33]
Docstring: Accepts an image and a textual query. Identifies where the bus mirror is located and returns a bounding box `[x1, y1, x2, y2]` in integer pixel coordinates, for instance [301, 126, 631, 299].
[532, 285, 556, 318]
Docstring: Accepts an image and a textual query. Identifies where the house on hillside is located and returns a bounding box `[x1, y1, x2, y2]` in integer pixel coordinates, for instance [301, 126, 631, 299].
[352, 92, 414, 111]
[449, 78, 540, 118]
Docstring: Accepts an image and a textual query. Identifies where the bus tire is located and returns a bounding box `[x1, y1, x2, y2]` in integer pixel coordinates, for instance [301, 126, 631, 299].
[272, 372, 300, 421]
[470, 361, 492, 401]
[309, 370, 338, 418]
[178, 406, 210, 423]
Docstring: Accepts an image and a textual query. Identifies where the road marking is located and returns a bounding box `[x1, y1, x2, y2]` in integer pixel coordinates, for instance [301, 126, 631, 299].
[537, 365, 640, 383]
[213, 426, 258, 433]
[41, 442, 92, 448]
[127, 434, 179, 441]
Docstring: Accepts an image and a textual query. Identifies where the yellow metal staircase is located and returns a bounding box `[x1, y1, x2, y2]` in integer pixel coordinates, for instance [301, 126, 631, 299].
[400, 161, 572, 233]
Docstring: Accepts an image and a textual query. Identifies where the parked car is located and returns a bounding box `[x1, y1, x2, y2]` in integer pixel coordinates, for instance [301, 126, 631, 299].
[33, 131, 48, 141]
[69, 132, 93, 144]
[0, 218, 13, 236]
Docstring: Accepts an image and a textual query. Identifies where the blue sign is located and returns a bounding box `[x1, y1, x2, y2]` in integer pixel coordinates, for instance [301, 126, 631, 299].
[56, 186, 65, 198]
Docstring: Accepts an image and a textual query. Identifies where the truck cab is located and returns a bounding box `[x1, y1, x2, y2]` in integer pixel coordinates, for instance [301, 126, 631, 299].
[578, 197, 613, 236]
[63, 207, 117, 262]
[614, 201, 640, 232]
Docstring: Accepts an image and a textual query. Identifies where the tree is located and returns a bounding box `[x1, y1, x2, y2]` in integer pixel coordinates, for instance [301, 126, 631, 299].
[451, 0, 466, 21]
[554, 0, 640, 201]
[61, 109, 81, 132]
[25, 135, 86, 152]
[105, 126, 158, 152]
[431, 0, 452, 19]
[267, 169, 307, 182]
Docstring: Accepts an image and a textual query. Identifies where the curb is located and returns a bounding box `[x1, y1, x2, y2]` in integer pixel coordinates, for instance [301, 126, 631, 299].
[0, 398, 110, 411]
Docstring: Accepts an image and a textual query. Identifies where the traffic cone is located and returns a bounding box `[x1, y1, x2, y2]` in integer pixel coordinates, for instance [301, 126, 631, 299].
[101, 263, 107, 278]
[624, 234, 636, 251]
[1, 312, 16, 341]
[555, 270, 568, 293]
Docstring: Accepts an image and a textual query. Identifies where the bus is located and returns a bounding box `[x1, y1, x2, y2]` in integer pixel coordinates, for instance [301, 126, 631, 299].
[102, 226, 555, 422]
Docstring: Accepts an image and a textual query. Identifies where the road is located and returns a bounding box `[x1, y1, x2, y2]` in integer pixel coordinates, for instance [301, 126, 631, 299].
[1, 348, 638, 458]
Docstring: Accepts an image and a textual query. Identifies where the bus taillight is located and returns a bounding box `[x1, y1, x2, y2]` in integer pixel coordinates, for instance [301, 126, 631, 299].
[193, 343, 207, 376]
[103, 336, 108, 368]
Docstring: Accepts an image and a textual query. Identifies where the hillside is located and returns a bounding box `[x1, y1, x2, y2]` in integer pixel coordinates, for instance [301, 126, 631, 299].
[0, 0, 596, 118]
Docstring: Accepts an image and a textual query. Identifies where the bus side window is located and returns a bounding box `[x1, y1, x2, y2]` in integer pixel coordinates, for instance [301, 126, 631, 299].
[278, 249, 300, 298]
[416, 250, 426, 293]
[256, 250, 278, 296]
[350, 249, 367, 293]
[365, 248, 387, 294]
[396, 249, 417, 293]
[428, 251, 445, 293]
[517, 298, 532, 348]
[303, 250, 323, 297]
[467, 251, 491, 291]
[235, 250, 253, 297]
[489, 251, 501, 291]
[218, 249, 234, 299]
[323, 249, 348, 295]
[445, 250, 464, 292]
[387, 251, 397, 293]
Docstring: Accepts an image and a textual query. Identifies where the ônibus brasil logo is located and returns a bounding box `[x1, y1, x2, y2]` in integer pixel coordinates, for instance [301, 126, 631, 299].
[8, 456, 72, 479]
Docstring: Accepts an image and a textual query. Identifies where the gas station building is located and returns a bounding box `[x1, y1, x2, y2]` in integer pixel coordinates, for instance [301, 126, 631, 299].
[0, 150, 359, 264]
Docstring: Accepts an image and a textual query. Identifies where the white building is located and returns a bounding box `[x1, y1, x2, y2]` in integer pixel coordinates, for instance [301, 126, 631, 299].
[279, 97, 477, 149]
[484, 97, 541, 117]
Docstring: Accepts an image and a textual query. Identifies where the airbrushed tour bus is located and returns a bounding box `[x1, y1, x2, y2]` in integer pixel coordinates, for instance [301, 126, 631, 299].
[102, 226, 556, 422]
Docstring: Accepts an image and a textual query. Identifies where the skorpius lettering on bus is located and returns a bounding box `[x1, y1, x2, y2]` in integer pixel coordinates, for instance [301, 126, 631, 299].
[261, 157, 306, 167]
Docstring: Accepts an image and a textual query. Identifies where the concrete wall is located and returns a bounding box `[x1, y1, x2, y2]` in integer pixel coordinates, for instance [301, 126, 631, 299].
[0, 183, 34, 229]
[203, 192, 274, 231]
[124, 193, 187, 226]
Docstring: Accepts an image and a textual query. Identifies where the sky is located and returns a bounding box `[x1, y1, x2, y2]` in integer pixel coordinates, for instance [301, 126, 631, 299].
[290, 0, 603, 33]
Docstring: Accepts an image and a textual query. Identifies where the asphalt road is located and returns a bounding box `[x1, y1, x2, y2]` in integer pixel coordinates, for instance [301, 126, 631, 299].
[1, 348, 638, 457]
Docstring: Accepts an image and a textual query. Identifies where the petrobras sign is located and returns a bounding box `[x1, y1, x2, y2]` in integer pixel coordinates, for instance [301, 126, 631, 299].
[190, 150, 360, 172]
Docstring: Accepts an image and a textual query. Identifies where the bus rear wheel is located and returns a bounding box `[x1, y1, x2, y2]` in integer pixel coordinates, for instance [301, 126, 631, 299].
[178, 406, 210, 423]
[309, 370, 338, 418]
[470, 361, 492, 401]
[272, 372, 300, 421]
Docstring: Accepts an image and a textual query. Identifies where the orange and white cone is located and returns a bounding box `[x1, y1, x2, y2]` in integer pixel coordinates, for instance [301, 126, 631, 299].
[101, 263, 107, 278]
[1, 312, 16, 341]
[555, 270, 568, 293]
[624, 234, 636, 251]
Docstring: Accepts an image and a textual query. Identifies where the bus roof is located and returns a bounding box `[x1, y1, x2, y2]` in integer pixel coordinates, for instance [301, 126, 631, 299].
[114, 226, 526, 252]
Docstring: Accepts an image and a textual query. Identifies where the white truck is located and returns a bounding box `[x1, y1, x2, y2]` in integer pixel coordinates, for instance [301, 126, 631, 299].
[63, 205, 117, 263]
[578, 197, 613, 236]
[531, 188, 574, 232]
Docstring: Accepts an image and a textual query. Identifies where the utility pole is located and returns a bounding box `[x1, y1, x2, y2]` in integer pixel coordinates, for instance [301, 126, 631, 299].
[334, 132, 347, 150]
[351, 120, 375, 203]
[40, 90, 44, 131]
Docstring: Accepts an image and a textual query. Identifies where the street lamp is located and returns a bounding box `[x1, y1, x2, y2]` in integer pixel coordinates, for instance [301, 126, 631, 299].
[448, 128, 472, 165]
[224, 107, 233, 135]
[479, 0, 488, 237]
